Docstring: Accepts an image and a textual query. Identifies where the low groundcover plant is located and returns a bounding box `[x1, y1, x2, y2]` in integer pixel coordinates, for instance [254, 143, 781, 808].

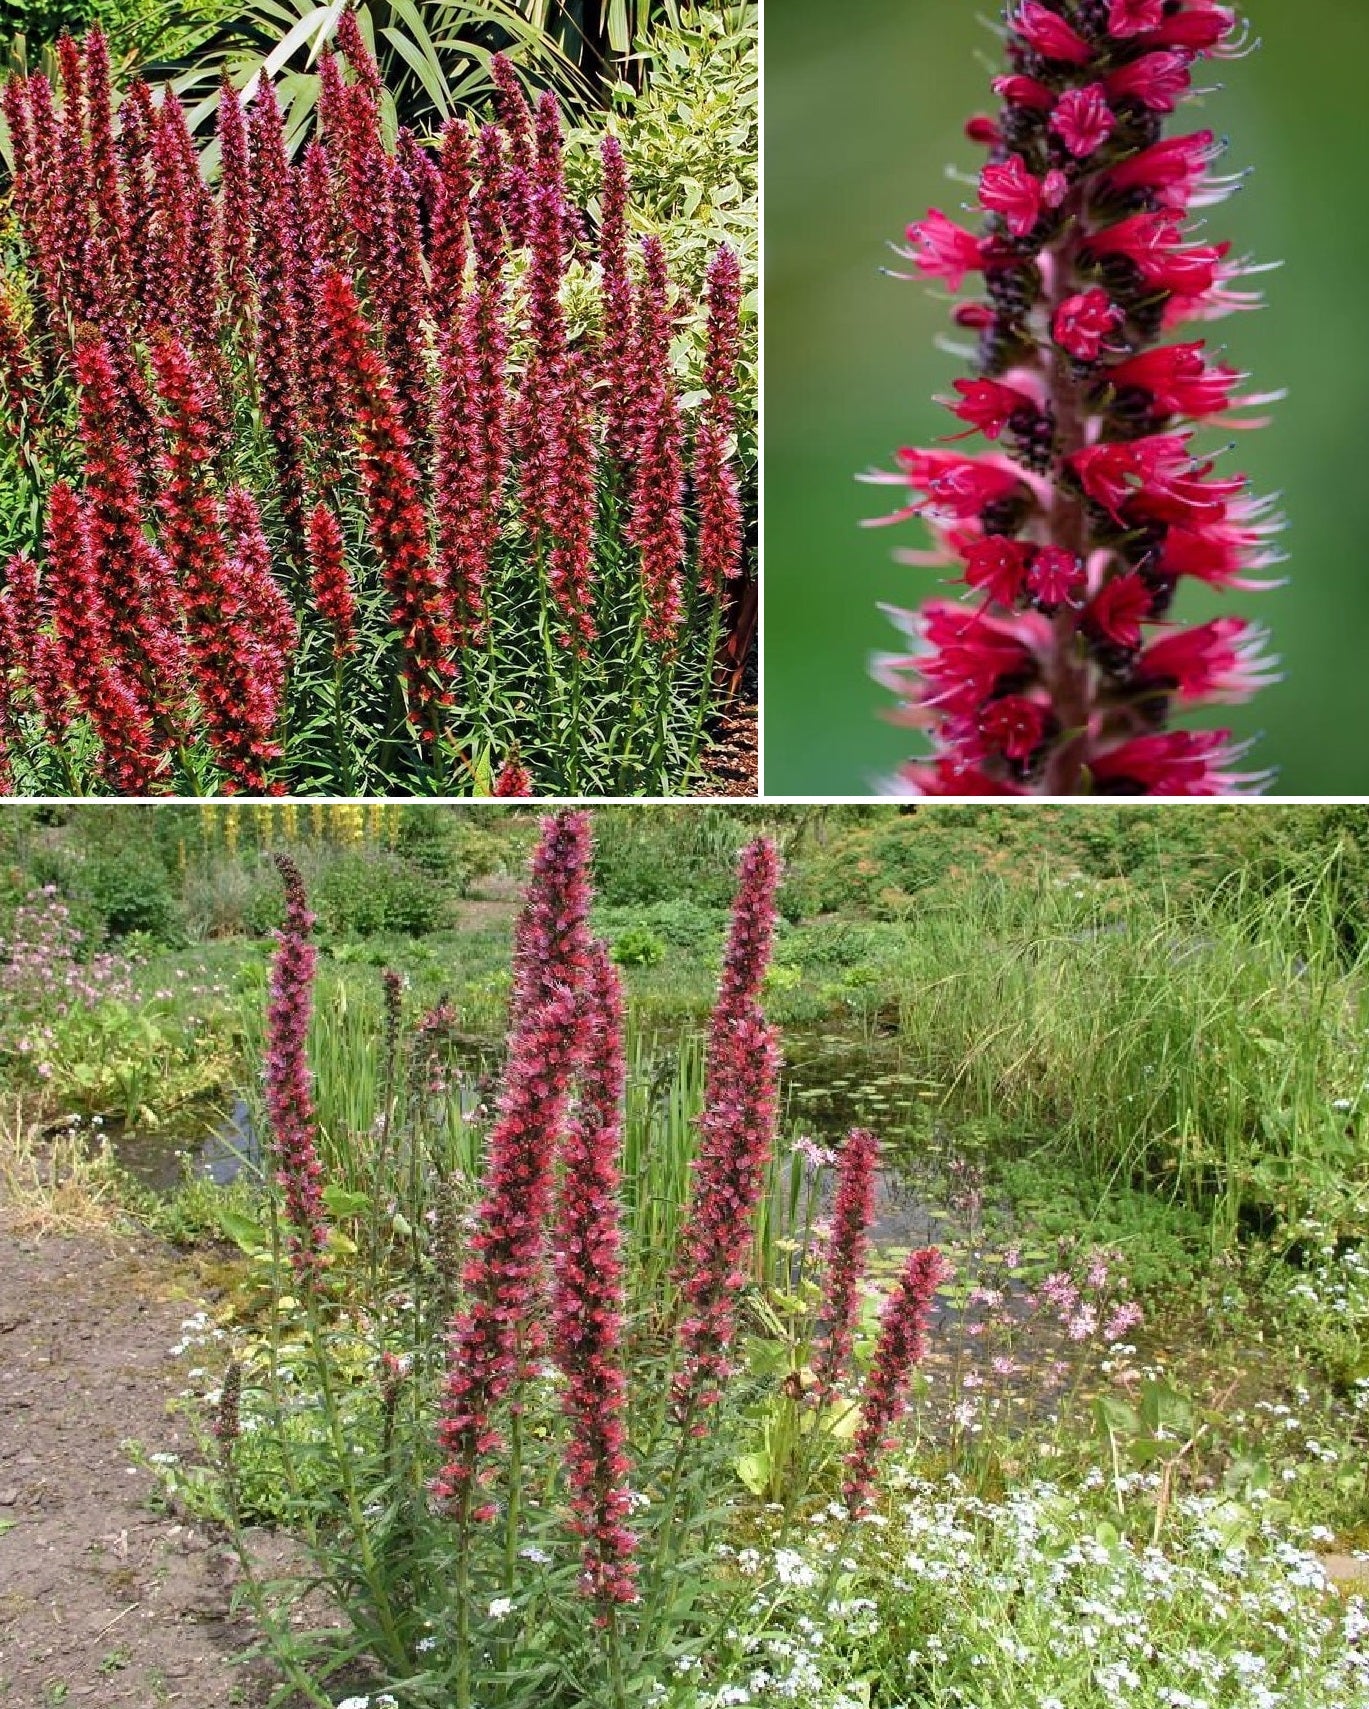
[0, 14, 751, 797]
[867, 0, 1282, 796]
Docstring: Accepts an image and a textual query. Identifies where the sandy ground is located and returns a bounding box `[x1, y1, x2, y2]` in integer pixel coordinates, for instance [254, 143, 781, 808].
[0, 1229, 271, 1708]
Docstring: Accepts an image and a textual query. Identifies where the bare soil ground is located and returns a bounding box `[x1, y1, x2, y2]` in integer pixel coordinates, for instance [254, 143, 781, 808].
[0, 1229, 271, 1708]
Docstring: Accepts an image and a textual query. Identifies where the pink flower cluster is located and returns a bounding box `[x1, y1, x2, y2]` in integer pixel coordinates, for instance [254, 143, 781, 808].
[264, 854, 328, 1279]
[671, 838, 782, 1422]
[871, 1, 1281, 795]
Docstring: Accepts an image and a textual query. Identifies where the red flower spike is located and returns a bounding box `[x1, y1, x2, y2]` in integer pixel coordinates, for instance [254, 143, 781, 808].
[1, 549, 70, 744]
[217, 79, 254, 323]
[318, 267, 454, 735]
[517, 92, 572, 553]
[490, 53, 535, 246]
[307, 501, 356, 657]
[694, 244, 746, 597]
[378, 153, 434, 454]
[431, 118, 473, 317]
[265, 855, 329, 1278]
[491, 753, 534, 796]
[43, 482, 161, 793]
[672, 840, 782, 1424]
[435, 813, 594, 1507]
[292, 147, 347, 482]
[439, 125, 512, 647]
[548, 348, 600, 652]
[869, 0, 1276, 795]
[813, 1128, 880, 1410]
[842, 1248, 948, 1516]
[335, 4, 383, 101]
[116, 79, 157, 305]
[551, 944, 639, 1608]
[223, 485, 297, 730]
[151, 336, 282, 792]
[73, 331, 189, 741]
[629, 237, 687, 648]
[83, 30, 131, 288]
[248, 80, 311, 562]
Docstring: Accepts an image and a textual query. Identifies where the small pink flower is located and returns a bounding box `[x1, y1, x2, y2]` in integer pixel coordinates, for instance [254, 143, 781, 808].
[979, 155, 1047, 238]
[1050, 85, 1114, 160]
[1052, 288, 1122, 362]
[1013, 1, 1092, 64]
[903, 210, 986, 292]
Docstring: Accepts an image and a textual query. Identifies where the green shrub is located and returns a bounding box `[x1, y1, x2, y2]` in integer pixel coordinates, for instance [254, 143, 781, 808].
[315, 852, 447, 939]
[609, 924, 667, 968]
[78, 848, 183, 944]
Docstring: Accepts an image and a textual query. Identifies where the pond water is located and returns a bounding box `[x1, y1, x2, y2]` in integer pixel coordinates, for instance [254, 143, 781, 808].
[113, 1094, 266, 1194]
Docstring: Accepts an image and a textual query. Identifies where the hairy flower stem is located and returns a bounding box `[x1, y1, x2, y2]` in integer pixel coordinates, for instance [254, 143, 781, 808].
[568, 648, 584, 796]
[1043, 215, 1094, 793]
[455, 1484, 474, 1709]
[303, 1294, 406, 1668]
[605, 1605, 630, 1709]
[635, 1396, 698, 1669]
[331, 656, 353, 796]
[504, 1404, 524, 1594]
[656, 651, 678, 792]
[685, 591, 724, 780]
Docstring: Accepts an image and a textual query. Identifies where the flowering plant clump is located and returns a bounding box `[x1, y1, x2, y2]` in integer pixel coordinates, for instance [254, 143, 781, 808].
[184, 819, 953, 1709]
[0, 16, 753, 797]
[868, 1, 1282, 796]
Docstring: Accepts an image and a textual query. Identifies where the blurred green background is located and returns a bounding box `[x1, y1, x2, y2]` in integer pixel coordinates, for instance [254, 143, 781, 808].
[764, 0, 1369, 794]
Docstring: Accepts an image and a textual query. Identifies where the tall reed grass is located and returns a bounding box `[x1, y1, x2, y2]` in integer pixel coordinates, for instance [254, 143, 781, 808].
[890, 858, 1369, 1241]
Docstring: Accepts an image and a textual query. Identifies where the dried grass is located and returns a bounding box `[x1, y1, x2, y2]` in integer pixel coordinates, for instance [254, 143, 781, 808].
[0, 1100, 124, 1235]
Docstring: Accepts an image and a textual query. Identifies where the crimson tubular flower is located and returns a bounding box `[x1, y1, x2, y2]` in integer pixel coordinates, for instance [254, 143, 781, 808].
[870, 0, 1281, 796]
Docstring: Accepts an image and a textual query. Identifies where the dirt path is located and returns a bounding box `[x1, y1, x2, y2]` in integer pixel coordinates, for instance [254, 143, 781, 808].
[0, 1229, 269, 1707]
